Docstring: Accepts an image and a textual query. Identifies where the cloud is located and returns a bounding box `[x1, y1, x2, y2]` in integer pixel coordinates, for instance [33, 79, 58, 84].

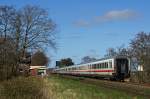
[74, 20, 90, 27]
[74, 9, 137, 27]
[95, 9, 136, 22]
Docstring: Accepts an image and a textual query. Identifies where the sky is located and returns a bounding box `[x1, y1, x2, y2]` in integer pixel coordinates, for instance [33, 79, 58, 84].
[0, 0, 150, 67]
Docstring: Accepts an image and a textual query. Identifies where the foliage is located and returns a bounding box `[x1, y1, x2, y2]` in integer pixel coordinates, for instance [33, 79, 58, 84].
[58, 58, 74, 67]
[31, 51, 49, 66]
[81, 56, 97, 63]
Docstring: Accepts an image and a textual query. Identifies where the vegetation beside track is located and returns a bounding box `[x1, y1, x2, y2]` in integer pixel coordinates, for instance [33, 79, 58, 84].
[60, 75, 150, 98]
[47, 75, 146, 99]
[0, 77, 51, 99]
[0, 75, 148, 99]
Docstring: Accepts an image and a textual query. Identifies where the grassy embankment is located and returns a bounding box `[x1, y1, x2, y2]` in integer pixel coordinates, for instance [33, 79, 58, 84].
[0, 75, 148, 99]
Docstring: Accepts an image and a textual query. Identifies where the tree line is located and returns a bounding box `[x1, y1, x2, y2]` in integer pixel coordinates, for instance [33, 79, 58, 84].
[0, 5, 56, 81]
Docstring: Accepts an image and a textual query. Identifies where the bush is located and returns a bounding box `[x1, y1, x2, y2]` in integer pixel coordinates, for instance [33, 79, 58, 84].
[0, 77, 51, 99]
[130, 71, 150, 83]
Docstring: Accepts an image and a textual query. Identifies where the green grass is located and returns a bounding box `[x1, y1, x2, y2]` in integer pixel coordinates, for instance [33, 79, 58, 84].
[47, 75, 147, 99]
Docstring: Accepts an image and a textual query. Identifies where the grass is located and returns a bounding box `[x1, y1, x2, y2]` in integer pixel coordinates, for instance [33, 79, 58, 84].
[47, 75, 147, 99]
[0, 75, 148, 99]
[0, 76, 51, 99]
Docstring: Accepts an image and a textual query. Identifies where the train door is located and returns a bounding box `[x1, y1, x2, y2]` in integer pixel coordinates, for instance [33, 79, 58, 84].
[116, 58, 129, 80]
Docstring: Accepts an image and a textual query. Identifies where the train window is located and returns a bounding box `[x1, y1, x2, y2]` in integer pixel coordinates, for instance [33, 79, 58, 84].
[94, 64, 97, 69]
[96, 64, 98, 69]
[75, 67, 77, 70]
[97, 64, 99, 67]
[92, 64, 94, 69]
[106, 63, 108, 68]
[109, 61, 112, 68]
[98, 64, 100, 68]
[100, 63, 102, 68]
[102, 63, 105, 68]
[93, 64, 95, 69]
[97, 64, 99, 68]
[91, 64, 92, 69]
[95, 64, 97, 69]
[95, 64, 96, 69]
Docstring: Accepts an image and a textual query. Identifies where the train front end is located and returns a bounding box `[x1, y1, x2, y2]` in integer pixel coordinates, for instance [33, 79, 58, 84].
[114, 57, 130, 80]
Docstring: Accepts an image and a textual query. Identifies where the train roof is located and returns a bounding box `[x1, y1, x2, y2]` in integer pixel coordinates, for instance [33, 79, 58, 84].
[56, 56, 128, 69]
[77, 55, 128, 65]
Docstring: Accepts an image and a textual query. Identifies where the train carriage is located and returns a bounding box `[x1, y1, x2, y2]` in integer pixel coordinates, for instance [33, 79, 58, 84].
[54, 56, 130, 80]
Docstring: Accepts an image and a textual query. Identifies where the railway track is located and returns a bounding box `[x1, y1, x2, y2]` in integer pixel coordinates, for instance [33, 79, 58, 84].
[58, 75, 150, 98]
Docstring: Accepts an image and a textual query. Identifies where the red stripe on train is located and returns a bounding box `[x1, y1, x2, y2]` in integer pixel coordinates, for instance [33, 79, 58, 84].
[73, 70, 114, 72]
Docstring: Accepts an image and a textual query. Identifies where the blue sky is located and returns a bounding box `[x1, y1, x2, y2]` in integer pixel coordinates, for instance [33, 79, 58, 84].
[1, 0, 150, 67]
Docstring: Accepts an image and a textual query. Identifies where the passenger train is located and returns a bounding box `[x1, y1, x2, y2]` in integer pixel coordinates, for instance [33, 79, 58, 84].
[54, 56, 130, 80]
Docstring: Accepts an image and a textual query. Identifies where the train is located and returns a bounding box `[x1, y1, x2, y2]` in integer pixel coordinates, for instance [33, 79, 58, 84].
[54, 56, 130, 80]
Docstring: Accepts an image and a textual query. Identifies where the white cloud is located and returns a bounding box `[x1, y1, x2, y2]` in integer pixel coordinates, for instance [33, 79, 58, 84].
[74, 9, 137, 27]
[96, 9, 136, 22]
[74, 20, 90, 27]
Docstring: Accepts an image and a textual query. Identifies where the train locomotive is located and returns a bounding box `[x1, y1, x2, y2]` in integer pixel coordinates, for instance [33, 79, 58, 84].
[54, 56, 130, 80]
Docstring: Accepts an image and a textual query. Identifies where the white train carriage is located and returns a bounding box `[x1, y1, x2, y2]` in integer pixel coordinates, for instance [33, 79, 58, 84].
[55, 56, 130, 80]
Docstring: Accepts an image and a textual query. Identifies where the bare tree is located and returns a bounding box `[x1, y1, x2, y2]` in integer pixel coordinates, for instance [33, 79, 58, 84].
[19, 5, 56, 58]
[130, 32, 150, 72]
[0, 5, 57, 79]
[0, 6, 18, 80]
[105, 45, 130, 58]
[104, 48, 117, 57]
[0, 6, 16, 39]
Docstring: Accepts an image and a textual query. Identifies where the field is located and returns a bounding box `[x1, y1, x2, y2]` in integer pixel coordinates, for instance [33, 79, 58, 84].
[0, 75, 148, 99]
